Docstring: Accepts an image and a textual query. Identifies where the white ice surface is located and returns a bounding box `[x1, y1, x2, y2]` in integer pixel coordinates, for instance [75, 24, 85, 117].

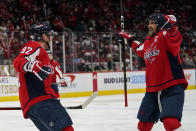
[0, 90, 196, 131]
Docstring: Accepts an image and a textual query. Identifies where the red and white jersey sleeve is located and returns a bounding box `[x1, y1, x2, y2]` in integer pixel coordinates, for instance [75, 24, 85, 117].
[131, 40, 144, 58]
[50, 59, 63, 84]
[162, 26, 182, 62]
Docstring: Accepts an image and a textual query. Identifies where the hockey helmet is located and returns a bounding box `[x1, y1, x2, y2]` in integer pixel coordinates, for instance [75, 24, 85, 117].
[29, 22, 55, 40]
[149, 13, 173, 29]
[148, 13, 164, 26]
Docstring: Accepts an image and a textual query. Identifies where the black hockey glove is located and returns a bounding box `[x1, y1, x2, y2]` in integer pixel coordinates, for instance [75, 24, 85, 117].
[118, 31, 136, 47]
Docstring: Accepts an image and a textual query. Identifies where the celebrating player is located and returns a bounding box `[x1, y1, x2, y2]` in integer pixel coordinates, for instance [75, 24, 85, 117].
[118, 13, 188, 131]
[13, 22, 74, 131]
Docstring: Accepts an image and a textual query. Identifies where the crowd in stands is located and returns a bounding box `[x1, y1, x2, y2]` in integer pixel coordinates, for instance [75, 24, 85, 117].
[0, 0, 195, 72]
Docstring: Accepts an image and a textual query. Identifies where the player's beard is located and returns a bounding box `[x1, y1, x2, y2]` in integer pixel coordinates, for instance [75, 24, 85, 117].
[148, 28, 156, 37]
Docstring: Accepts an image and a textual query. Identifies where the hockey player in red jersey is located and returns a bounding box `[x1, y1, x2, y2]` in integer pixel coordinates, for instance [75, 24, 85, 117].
[14, 22, 74, 131]
[118, 13, 188, 131]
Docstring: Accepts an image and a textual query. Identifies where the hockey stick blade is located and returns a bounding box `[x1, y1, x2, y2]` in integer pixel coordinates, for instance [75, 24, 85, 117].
[66, 105, 83, 109]
[66, 91, 98, 109]
[0, 107, 21, 110]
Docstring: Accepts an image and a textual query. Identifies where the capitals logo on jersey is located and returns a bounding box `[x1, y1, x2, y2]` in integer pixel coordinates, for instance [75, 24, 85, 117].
[144, 36, 160, 63]
[144, 46, 160, 63]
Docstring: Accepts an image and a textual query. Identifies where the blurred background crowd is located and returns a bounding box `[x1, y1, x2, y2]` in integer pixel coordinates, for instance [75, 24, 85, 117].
[0, 0, 195, 73]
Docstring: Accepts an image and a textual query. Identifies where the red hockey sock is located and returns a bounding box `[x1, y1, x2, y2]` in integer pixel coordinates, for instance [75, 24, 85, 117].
[163, 117, 181, 131]
[138, 121, 154, 131]
[61, 125, 74, 131]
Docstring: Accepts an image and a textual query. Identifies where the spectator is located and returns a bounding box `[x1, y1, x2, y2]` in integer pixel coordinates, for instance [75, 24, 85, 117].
[78, 59, 91, 72]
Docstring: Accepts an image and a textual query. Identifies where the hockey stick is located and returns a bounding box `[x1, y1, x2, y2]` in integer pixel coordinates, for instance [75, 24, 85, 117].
[0, 92, 98, 110]
[120, 0, 128, 107]
[66, 91, 98, 109]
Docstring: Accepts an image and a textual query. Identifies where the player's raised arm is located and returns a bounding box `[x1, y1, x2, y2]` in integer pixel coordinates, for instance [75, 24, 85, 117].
[162, 15, 182, 56]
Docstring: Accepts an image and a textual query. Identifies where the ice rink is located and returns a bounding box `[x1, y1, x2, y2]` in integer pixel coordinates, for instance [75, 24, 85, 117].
[0, 89, 196, 131]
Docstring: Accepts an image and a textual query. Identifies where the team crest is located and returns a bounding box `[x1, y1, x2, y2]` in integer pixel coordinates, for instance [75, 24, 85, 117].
[144, 46, 160, 63]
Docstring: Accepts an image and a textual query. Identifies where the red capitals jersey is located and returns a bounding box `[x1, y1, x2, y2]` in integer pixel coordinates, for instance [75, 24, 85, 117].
[131, 26, 188, 92]
[14, 41, 56, 118]
[51, 59, 64, 98]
